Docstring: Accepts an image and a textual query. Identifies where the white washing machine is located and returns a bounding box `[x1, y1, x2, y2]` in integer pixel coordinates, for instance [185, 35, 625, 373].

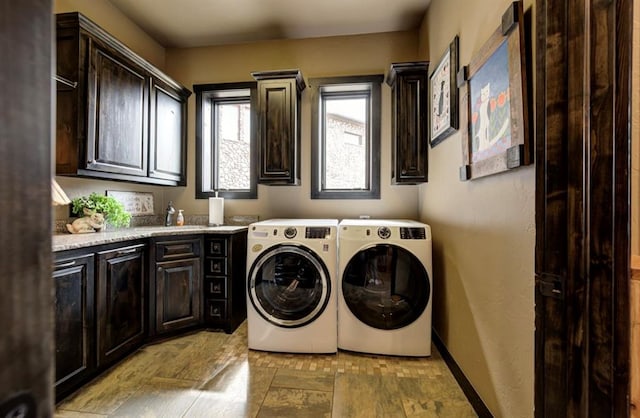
[338, 219, 432, 356]
[246, 219, 338, 353]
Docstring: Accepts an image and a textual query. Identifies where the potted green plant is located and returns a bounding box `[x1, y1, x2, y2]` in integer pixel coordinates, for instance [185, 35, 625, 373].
[70, 193, 131, 229]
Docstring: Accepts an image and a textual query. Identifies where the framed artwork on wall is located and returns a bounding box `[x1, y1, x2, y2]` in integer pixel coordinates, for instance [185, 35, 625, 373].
[429, 35, 459, 147]
[458, 0, 531, 180]
[106, 190, 154, 216]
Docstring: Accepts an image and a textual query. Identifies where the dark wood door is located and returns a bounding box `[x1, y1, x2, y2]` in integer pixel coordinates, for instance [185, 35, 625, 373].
[0, 1, 53, 415]
[253, 70, 304, 185]
[535, 0, 631, 415]
[149, 78, 189, 185]
[86, 39, 148, 177]
[155, 258, 202, 333]
[387, 62, 429, 184]
[96, 244, 146, 367]
[53, 254, 95, 400]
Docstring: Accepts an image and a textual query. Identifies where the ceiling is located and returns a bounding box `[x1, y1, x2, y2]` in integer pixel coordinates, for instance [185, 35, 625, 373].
[108, 0, 431, 48]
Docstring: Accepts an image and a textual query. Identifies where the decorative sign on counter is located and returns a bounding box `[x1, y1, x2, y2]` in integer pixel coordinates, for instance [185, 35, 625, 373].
[107, 190, 154, 216]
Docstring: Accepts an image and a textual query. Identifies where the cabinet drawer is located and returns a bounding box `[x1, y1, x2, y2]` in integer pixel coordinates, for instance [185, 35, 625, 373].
[206, 239, 227, 257]
[205, 299, 227, 321]
[156, 238, 201, 261]
[204, 277, 227, 298]
[205, 257, 227, 275]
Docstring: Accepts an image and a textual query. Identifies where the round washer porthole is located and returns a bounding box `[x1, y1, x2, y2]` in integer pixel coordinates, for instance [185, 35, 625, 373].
[342, 244, 430, 330]
[248, 245, 331, 328]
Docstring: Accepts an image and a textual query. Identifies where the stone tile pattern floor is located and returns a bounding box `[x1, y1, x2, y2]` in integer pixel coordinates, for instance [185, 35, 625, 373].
[55, 322, 477, 417]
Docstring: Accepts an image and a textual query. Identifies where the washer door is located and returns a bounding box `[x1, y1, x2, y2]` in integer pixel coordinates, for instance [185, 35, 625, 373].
[248, 244, 331, 328]
[342, 244, 430, 330]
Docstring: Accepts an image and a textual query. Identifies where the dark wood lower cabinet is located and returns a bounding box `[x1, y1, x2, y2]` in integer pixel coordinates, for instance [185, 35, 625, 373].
[53, 230, 247, 402]
[96, 243, 146, 367]
[204, 232, 247, 333]
[155, 258, 202, 333]
[53, 253, 95, 401]
[149, 236, 203, 336]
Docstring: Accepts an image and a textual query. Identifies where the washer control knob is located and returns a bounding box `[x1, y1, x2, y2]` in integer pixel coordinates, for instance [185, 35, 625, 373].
[378, 226, 391, 239]
[284, 227, 297, 239]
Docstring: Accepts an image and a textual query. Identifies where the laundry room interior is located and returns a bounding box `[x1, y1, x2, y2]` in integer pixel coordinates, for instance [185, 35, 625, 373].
[51, 0, 534, 414]
[4, 0, 635, 417]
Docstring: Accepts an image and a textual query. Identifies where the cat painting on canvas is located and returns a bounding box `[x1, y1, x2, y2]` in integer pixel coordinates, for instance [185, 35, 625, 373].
[470, 40, 512, 163]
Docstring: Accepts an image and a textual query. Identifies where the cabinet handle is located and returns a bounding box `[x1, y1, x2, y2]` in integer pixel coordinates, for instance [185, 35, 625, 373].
[54, 260, 76, 269]
[116, 248, 138, 256]
[157, 267, 163, 272]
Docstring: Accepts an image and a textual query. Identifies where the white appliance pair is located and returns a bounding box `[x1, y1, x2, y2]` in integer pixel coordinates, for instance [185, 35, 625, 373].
[245, 218, 432, 356]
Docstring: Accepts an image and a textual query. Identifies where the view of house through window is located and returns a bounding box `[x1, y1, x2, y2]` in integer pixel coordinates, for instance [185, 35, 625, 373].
[311, 75, 382, 199]
[323, 97, 368, 190]
[216, 101, 251, 190]
[194, 82, 257, 199]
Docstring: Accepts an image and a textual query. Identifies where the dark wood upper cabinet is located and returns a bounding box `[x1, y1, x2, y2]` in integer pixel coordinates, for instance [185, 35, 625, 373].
[86, 40, 148, 177]
[251, 69, 305, 185]
[55, 12, 191, 186]
[149, 78, 189, 185]
[386, 62, 429, 184]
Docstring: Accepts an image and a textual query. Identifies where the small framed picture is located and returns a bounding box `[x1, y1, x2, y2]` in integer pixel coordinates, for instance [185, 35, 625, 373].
[458, 1, 531, 180]
[429, 35, 459, 147]
[106, 190, 154, 216]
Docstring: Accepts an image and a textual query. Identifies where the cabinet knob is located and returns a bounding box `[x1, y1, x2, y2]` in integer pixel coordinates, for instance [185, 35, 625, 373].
[157, 267, 163, 272]
[87, 159, 96, 165]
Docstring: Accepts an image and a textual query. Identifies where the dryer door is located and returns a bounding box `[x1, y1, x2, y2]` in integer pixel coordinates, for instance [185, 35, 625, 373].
[248, 244, 331, 328]
[342, 244, 430, 330]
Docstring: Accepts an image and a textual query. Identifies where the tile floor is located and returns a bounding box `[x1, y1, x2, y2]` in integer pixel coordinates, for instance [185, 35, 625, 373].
[55, 322, 477, 417]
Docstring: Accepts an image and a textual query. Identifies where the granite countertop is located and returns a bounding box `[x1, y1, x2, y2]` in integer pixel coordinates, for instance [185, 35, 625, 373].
[53, 225, 248, 252]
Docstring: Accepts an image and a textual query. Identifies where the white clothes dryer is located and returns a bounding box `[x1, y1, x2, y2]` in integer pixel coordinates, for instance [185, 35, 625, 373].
[338, 219, 432, 356]
[246, 219, 338, 353]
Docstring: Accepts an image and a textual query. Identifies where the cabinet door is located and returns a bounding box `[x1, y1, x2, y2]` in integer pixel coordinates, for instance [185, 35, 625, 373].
[86, 39, 148, 177]
[155, 258, 202, 333]
[389, 65, 429, 184]
[96, 244, 146, 367]
[53, 254, 95, 400]
[256, 78, 300, 184]
[149, 79, 188, 185]
[203, 233, 247, 334]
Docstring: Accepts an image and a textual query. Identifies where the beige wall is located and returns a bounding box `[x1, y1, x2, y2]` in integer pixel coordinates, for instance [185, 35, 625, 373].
[54, 0, 165, 68]
[53, 0, 169, 220]
[163, 32, 420, 220]
[418, 1, 535, 417]
[53, 0, 420, 221]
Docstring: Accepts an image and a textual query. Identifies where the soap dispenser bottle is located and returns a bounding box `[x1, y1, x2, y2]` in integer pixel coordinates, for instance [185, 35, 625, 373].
[176, 209, 184, 226]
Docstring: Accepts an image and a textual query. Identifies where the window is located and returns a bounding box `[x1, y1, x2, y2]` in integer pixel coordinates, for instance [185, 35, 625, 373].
[310, 75, 383, 199]
[194, 82, 257, 199]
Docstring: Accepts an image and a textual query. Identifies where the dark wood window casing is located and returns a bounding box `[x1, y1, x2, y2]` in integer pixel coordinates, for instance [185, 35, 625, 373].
[309, 75, 383, 200]
[194, 82, 258, 199]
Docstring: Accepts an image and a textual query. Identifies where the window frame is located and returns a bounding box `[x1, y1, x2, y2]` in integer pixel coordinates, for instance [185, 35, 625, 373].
[194, 82, 258, 199]
[310, 75, 383, 200]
